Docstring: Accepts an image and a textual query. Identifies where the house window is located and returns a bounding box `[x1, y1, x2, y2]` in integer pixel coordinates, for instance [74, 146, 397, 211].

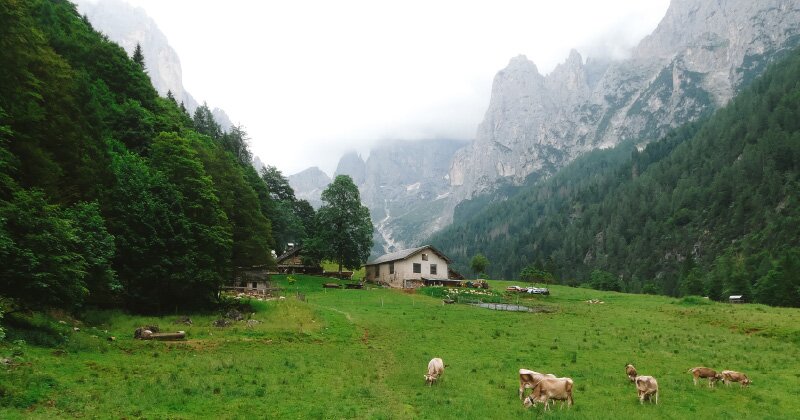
[413, 263, 421, 273]
[251, 282, 257, 289]
[375, 265, 380, 276]
[422, 253, 428, 261]
[389, 262, 394, 274]
[430, 264, 437, 275]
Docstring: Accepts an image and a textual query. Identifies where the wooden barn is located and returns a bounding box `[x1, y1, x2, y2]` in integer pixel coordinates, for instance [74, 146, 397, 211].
[275, 245, 321, 274]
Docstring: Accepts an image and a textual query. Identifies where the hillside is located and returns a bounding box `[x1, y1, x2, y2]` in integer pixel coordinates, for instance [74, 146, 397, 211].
[431, 45, 800, 306]
[361, 0, 800, 251]
[2, 276, 799, 418]
[0, 0, 282, 313]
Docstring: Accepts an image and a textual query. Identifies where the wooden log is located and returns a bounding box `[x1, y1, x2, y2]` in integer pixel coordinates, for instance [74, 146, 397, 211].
[323, 283, 341, 289]
[141, 331, 186, 341]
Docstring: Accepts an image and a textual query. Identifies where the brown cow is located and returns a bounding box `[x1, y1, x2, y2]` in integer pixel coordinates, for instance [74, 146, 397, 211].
[518, 369, 556, 400]
[688, 367, 723, 387]
[721, 370, 752, 387]
[634, 376, 659, 404]
[625, 364, 638, 382]
[522, 377, 574, 410]
[424, 358, 444, 385]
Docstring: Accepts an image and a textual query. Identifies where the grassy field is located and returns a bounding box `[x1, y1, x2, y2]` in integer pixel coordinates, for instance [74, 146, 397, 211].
[2, 275, 799, 419]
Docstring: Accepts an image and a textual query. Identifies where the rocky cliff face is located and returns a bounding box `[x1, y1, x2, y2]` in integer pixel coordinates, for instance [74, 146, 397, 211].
[448, 0, 800, 207]
[334, 152, 367, 186]
[289, 140, 466, 254]
[287, 167, 332, 209]
[356, 140, 466, 254]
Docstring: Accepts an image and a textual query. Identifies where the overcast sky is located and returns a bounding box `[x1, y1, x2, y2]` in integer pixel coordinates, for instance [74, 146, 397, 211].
[111, 0, 669, 176]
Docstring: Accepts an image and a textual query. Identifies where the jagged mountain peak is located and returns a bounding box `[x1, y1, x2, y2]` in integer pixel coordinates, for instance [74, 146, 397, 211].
[334, 151, 367, 185]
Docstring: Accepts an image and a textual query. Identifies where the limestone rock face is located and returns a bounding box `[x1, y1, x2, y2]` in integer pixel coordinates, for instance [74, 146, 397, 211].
[334, 152, 367, 186]
[447, 0, 800, 212]
[287, 167, 332, 209]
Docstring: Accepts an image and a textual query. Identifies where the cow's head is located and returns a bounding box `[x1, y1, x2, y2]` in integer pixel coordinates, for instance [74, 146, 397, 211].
[523, 395, 535, 408]
[424, 374, 437, 384]
[742, 377, 752, 386]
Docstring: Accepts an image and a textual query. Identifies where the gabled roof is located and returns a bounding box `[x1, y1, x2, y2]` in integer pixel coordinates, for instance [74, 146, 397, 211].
[366, 245, 452, 266]
[276, 246, 303, 264]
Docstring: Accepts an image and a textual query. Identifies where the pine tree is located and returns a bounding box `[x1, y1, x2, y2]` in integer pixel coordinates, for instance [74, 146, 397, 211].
[132, 42, 145, 70]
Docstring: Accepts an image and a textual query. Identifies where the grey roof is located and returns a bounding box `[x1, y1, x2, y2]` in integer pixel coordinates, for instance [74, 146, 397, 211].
[366, 245, 451, 266]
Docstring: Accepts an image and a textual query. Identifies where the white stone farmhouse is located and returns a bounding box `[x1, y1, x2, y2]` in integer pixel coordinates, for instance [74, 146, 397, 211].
[365, 245, 458, 288]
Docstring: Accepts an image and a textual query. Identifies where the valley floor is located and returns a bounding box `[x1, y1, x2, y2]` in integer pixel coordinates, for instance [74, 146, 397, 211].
[2, 276, 799, 419]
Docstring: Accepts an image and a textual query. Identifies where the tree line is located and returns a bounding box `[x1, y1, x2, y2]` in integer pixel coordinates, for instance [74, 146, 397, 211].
[0, 0, 372, 315]
[432, 45, 800, 307]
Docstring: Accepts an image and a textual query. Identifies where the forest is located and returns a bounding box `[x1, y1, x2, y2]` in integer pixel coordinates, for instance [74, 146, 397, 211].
[0, 0, 346, 315]
[432, 45, 800, 307]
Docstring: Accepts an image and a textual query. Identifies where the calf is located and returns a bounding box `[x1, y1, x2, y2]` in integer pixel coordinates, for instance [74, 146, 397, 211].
[518, 369, 556, 400]
[634, 376, 659, 404]
[721, 370, 752, 387]
[424, 358, 444, 385]
[523, 377, 574, 410]
[625, 364, 638, 382]
[688, 367, 723, 387]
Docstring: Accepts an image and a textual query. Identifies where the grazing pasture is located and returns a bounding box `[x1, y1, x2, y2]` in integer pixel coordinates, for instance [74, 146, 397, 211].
[2, 275, 799, 418]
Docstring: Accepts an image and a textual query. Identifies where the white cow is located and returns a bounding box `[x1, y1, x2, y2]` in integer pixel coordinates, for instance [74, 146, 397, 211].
[424, 358, 444, 385]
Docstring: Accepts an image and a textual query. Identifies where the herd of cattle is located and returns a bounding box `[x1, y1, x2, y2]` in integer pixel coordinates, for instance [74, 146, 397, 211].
[424, 358, 751, 409]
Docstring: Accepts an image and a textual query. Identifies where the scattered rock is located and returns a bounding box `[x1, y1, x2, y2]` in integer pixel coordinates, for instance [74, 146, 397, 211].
[586, 299, 605, 304]
[225, 310, 244, 321]
[246, 319, 260, 328]
[213, 319, 232, 328]
[108, 336, 116, 342]
[174, 316, 193, 325]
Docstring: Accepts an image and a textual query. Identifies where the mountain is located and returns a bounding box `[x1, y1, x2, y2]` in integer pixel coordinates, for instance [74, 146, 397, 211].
[452, 0, 800, 199]
[287, 167, 332, 209]
[289, 140, 467, 254]
[441, 0, 800, 228]
[355, 139, 467, 255]
[431, 43, 800, 307]
[74, 0, 233, 132]
[359, 1, 800, 253]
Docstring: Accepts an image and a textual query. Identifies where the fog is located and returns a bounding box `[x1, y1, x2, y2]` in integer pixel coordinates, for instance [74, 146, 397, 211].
[90, 0, 670, 176]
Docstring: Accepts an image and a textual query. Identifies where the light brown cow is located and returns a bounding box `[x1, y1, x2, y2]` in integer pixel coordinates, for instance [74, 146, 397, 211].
[634, 375, 659, 404]
[625, 364, 638, 382]
[424, 358, 444, 385]
[522, 377, 574, 410]
[518, 369, 556, 400]
[721, 370, 752, 387]
[688, 367, 723, 387]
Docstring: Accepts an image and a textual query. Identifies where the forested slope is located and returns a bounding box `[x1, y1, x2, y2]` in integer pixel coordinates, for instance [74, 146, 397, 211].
[432, 46, 800, 307]
[0, 0, 287, 312]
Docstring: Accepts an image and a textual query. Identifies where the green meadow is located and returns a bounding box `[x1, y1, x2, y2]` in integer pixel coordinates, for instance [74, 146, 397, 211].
[2, 275, 799, 419]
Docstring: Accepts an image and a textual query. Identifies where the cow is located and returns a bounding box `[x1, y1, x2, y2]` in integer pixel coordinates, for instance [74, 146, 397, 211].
[688, 367, 723, 387]
[721, 370, 752, 387]
[424, 358, 444, 385]
[518, 369, 556, 400]
[625, 364, 638, 382]
[634, 376, 659, 404]
[522, 377, 574, 410]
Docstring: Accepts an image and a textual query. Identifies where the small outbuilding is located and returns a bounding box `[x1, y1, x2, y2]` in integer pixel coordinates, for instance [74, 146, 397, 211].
[365, 245, 453, 288]
[275, 245, 322, 274]
[729, 295, 744, 304]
